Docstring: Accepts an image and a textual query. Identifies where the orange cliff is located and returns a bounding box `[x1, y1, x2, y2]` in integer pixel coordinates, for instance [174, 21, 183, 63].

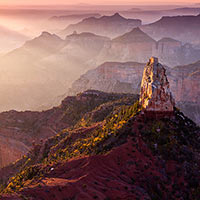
[139, 57, 175, 117]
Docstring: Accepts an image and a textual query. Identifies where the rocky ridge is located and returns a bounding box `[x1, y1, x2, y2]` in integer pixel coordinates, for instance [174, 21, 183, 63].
[0, 91, 138, 168]
[141, 14, 200, 47]
[59, 13, 142, 38]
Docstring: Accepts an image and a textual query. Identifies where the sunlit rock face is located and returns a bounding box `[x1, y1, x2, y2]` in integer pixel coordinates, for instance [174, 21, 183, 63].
[139, 57, 175, 112]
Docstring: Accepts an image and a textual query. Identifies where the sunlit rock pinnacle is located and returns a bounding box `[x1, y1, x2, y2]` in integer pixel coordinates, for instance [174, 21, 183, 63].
[139, 57, 175, 112]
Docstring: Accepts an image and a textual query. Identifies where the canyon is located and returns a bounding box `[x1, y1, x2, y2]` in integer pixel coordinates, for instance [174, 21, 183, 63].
[0, 25, 199, 112]
[68, 59, 200, 125]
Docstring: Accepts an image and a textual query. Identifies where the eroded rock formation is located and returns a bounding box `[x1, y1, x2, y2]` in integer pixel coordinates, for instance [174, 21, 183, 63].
[139, 57, 175, 112]
[68, 59, 200, 124]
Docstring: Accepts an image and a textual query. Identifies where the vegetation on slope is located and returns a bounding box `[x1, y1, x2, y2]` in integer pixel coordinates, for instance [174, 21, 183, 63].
[0, 92, 139, 194]
[0, 92, 199, 199]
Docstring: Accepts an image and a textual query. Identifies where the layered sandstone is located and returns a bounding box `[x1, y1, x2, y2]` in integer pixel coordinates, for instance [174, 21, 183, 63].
[68, 62, 145, 95]
[139, 57, 175, 112]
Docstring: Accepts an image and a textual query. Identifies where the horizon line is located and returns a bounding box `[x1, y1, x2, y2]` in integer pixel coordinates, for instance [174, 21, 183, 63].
[0, 3, 198, 7]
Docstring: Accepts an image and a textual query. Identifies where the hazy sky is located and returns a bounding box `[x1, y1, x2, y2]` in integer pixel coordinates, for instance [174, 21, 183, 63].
[0, 0, 199, 6]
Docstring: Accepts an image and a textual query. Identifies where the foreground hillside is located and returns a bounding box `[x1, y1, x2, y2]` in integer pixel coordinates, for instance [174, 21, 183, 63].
[0, 58, 199, 200]
[0, 90, 138, 168]
[0, 104, 199, 199]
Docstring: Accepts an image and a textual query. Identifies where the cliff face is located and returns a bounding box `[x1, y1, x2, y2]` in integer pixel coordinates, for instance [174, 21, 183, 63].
[169, 61, 200, 103]
[68, 62, 145, 95]
[68, 60, 200, 124]
[153, 38, 182, 66]
[69, 60, 200, 104]
[168, 61, 200, 124]
[139, 57, 175, 112]
[0, 136, 29, 168]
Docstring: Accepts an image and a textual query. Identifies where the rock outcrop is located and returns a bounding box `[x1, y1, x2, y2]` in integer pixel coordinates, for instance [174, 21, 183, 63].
[68, 60, 200, 124]
[139, 57, 175, 112]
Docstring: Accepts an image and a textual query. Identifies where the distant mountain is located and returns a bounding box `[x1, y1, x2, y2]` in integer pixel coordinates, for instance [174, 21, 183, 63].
[95, 27, 156, 64]
[172, 7, 200, 13]
[68, 59, 200, 125]
[0, 31, 110, 112]
[0, 31, 66, 112]
[0, 27, 199, 112]
[120, 7, 200, 24]
[141, 14, 200, 46]
[96, 27, 200, 67]
[48, 13, 102, 31]
[112, 27, 155, 43]
[0, 25, 29, 53]
[59, 13, 142, 38]
[63, 31, 110, 60]
[50, 13, 101, 21]
[7, 31, 65, 59]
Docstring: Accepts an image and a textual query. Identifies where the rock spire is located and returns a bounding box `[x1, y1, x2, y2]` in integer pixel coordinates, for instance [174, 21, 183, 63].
[139, 57, 175, 112]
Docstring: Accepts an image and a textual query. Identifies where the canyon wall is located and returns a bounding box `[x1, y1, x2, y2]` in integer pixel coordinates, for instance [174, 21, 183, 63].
[69, 60, 200, 124]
